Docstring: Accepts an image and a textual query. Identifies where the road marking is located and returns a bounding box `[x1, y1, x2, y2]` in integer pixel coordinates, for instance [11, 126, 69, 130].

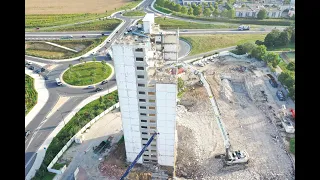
[25, 153, 37, 168]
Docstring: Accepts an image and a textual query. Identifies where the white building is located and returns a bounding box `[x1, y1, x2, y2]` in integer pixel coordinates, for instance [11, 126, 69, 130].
[234, 3, 293, 18]
[111, 13, 179, 166]
[181, 0, 215, 6]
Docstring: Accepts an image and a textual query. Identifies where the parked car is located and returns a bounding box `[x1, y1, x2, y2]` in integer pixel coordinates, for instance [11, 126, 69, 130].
[25, 130, 31, 138]
[87, 85, 95, 89]
[101, 80, 108, 85]
[26, 61, 32, 65]
[269, 79, 278, 88]
[95, 87, 103, 92]
[35, 69, 41, 73]
[29, 66, 34, 70]
[276, 90, 285, 101]
[116, 31, 118, 33]
[41, 68, 46, 72]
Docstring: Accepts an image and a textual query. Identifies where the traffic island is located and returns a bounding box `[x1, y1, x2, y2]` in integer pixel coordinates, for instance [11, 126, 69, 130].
[61, 61, 114, 87]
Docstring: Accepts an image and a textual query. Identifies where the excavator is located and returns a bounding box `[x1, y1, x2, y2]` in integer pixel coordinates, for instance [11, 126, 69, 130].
[193, 66, 249, 166]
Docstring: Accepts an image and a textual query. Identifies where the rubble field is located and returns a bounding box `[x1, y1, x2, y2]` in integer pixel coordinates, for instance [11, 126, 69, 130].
[175, 55, 294, 180]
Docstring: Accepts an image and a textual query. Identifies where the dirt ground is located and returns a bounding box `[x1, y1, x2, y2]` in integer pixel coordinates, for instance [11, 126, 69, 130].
[175, 55, 295, 180]
[26, 0, 132, 14]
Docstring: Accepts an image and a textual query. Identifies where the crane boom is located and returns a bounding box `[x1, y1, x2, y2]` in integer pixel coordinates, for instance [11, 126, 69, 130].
[120, 132, 159, 180]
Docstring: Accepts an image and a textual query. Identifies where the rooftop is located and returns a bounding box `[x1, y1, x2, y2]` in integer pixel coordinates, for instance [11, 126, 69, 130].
[142, 13, 155, 22]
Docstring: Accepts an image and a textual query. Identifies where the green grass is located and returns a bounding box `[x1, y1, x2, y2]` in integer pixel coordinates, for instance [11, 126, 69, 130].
[267, 43, 295, 51]
[63, 62, 112, 86]
[32, 91, 119, 180]
[25, 37, 107, 59]
[290, 138, 295, 154]
[181, 34, 267, 56]
[155, 17, 239, 29]
[52, 163, 65, 170]
[25, 0, 142, 31]
[123, 10, 146, 17]
[40, 19, 121, 32]
[278, 60, 287, 72]
[42, 172, 56, 180]
[154, 4, 172, 14]
[25, 75, 38, 116]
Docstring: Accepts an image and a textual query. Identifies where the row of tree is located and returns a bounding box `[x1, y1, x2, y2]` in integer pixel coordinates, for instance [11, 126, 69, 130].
[156, 0, 235, 18]
[255, 26, 295, 48]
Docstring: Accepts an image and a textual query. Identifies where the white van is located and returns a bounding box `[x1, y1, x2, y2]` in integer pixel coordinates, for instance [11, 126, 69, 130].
[56, 78, 62, 86]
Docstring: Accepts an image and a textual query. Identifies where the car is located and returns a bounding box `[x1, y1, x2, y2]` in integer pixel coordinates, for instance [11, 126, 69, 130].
[26, 61, 32, 65]
[35, 69, 41, 73]
[269, 79, 278, 88]
[107, 39, 111, 43]
[29, 66, 34, 70]
[95, 87, 103, 92]
[276, 90, 285, 101]
[87, 85, 95, 89]
[25, 130, 31, 138]
[120, 12, 122, 14]
[101, 33, 105, 36]
[81, 35, 86, 38]
[44, 75, 49, 80]
[182, 30, 188, 32]
[41, 68, 46, 72]
[101, 80, 108, 85]
[116, 31, 118, 33]
[36, 27, 40, 30]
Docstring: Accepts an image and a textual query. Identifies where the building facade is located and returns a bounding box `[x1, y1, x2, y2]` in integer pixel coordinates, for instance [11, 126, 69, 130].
[111, 13, 179, 166]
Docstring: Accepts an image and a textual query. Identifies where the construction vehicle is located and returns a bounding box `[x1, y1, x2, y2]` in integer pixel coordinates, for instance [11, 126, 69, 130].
[194, 68, 249, 166]
[279, 105, 295, 133]
[120, 132, 159, 180]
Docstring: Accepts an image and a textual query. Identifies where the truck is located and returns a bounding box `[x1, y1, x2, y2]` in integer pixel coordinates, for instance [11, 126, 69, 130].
[238, 25, 250, 31]
[56, 78, 62, 86]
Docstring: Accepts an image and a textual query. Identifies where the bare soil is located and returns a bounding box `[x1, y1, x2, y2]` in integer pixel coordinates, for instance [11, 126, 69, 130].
[26, 0, 132, 14]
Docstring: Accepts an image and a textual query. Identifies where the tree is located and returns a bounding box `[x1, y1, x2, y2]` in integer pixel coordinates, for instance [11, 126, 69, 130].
[288, 85, 295, 101]
[157, 0, 165, 7]
[251, 45, 267, 60]
[203, 8, 212, 17]
[213, 8, 221, 17]
[181, 6, 188, 14]
[257, 9, 267, 19]
[193, 6, 202, 16]
[243, 42, 257, 54]
[255, 40, 264, 46]
[264, 29, 280, 47]
[227, 9, 235, 18]
[277, 31, 291, 46]
[286, 62, 295, 71]
[262, 52, 280, 68]
[221, 9, 228, 17]
[290, 28, 295, 43]
[175, 4, 182, 12]
[209, 4, 215, 11]
[227, 0, 236, 4]
[188, 7, 194, 15]
[164, 0, 171, 8]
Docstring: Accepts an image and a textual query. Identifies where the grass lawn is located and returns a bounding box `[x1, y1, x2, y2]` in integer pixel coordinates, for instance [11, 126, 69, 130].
[267, 43, 295, 51]
[123, 10, 146, 17]
[38, 19, 121, 32]
[155, 17, 239, 29]
[181, 34, 267, 56]
[290, 138, 295, 154]
[32, 91, 118, 180]
[25, 37, 107, 59]
[25, 75, 38, 116]
[52, 163, 65, 170]
[63, 62, 112, 86]
[42, 172, 56, 180]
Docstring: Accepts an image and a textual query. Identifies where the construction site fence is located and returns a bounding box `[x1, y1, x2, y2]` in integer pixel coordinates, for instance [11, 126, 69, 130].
[47, 102, 120, 174]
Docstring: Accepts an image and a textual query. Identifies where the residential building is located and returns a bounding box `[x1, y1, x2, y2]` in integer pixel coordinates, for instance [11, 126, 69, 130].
[111, 13, 179, 166]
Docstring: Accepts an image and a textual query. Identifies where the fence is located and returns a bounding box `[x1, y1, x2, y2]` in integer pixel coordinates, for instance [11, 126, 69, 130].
[47, 102, 120, 174]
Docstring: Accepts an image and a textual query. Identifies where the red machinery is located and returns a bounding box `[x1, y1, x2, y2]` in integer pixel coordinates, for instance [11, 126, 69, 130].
[290, 109, 295, 119]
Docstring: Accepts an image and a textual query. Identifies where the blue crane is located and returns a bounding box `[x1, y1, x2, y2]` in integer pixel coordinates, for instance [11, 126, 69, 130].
[120, 132, 159, 180]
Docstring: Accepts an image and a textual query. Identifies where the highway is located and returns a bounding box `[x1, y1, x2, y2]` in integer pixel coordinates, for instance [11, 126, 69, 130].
[24, 0, 280, 177]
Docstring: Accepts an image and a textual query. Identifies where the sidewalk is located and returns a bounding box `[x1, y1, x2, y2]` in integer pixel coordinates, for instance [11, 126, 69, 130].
[26, 85, 118, 180]
[59, 109, 123, 180]
[25, 67, 50, 128]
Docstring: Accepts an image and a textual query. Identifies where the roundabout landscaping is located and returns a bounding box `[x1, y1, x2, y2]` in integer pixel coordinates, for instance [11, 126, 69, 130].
[62, 61, 113, 86]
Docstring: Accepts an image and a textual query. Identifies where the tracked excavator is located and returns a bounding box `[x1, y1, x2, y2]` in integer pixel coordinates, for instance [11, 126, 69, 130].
[193, 66, 249, 166]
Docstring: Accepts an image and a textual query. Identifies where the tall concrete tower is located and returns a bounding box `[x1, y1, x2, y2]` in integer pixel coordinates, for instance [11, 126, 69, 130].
[111, 13, 179, 166]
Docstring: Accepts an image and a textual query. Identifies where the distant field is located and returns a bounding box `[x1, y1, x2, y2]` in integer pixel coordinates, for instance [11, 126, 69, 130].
[26, 0, 136, 14]
[181, 34, 267, 55]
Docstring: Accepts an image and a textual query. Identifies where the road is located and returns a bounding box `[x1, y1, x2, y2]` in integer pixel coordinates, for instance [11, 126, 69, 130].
[24, 0, 276, 177]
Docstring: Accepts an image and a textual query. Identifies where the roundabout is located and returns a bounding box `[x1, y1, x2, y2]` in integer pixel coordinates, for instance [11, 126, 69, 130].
[61, 61, 113, 87]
